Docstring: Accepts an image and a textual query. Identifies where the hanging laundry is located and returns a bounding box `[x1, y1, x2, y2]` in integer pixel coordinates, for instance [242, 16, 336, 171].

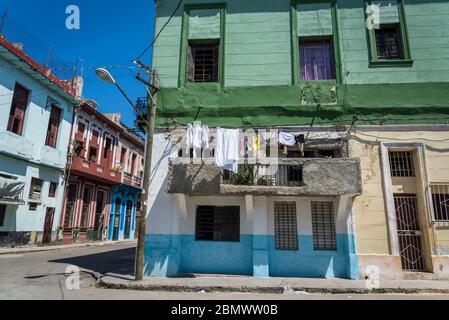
[215, 128, 240, 173]
[252, 134, 261, 152]
[185, 123, 210, 158]
[201, 125, 209, 149]
[279, 132, 296, 147]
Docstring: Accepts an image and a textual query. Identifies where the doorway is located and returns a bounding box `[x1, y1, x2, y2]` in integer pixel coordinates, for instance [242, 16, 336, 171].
[112, 197, 121, 241]
[42, 208, 55, 245]
[394, 195, 426, 271]
[124, 200, 133, 239]
[94, 190, 106, 241]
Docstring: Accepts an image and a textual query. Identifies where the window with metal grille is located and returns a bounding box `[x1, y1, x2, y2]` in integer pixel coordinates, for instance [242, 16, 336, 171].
[431, 185, 449, 222]
[389, 151, 415, 177]
[274, 202, 298, 251]
[311, 201, 337, 251]
[0, 204, 6, 227]
[299, 39, 335, 80]
[28, 178, 43, 201]
[375, 26, 401, 60]
[195, 206, 240, 242]
[187, 42, 220, 83]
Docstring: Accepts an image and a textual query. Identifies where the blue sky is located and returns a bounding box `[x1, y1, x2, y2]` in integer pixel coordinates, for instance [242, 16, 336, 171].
[0, 0, 155, 128]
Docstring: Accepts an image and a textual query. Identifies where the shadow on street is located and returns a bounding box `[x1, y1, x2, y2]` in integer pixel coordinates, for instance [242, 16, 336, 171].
[48, 247, 136, 279]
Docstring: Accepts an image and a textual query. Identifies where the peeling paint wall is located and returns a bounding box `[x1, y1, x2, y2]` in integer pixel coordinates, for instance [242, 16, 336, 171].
[350, 127, 449, 279]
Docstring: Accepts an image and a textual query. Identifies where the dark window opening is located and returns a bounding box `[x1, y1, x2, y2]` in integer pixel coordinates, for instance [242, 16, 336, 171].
[29, 202, 38, 211]
[7, 83, 30, 136]
[187, 41, 220, 83]
[311, 201, 337, 251]
[195, 206, 240, 242]
[0, 204, 6, 227]
[120, 147, 127, 166]
[287, 149, 336, 158]
[274, 202, 298, 251]
[375, 26, 402, 60]
[45, 104, 62, 148]
[89, 147, 98, 162]
[29, 178, 43, 201]
[48, 182, 57, 198]
[103, 138, 112, 160]
[300, 39, 335, 80]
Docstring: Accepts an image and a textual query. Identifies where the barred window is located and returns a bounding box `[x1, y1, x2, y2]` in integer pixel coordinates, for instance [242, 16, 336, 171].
[187, 42, 220, 83]
[311, 201, 337, 251]
[274, 202, 298, 251]
[195, 206, 240, 242]
[375, 26, 401, 60]
[389, 151, 415, 177]
[431, 185, 449, 222]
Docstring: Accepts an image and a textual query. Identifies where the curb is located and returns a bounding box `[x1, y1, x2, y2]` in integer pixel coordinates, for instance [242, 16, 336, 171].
[96, 278, 449, 295]
[0, 240, 136, 255]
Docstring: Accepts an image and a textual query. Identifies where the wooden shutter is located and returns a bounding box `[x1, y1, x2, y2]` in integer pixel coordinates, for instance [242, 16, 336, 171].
[7, 83, 30, 135]
[45, 106, 62, 148]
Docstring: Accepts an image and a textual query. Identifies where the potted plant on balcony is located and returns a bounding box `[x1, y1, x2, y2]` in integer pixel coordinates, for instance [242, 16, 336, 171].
[231, 170, 255, 186]
[111, 164, 123, 173]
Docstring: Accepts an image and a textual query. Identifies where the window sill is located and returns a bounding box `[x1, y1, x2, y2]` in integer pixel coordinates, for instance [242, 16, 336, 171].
[297, 80, 337, 85]
[184, 82, 222, 88]
[369, 59, 414, 67]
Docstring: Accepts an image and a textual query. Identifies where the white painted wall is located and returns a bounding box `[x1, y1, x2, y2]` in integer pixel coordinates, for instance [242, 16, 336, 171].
[0, 55, 75, 234]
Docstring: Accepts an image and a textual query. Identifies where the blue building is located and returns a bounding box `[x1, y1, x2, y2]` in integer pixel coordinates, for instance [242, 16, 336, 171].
[105, 114, 144, 241]
[0, 35, 81, 247]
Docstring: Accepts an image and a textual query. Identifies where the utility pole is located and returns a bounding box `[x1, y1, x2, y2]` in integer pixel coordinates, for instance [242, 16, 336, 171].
[135, 69, 158, 281]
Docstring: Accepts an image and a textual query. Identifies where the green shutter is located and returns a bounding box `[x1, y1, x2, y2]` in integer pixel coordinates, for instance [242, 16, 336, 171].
[372, 0, 400, 24]
[188, 9, 221, 40]
[297, 2, 333, 37]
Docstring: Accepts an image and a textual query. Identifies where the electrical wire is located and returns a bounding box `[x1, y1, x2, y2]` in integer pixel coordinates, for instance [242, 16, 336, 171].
[133, 0, 183, 62]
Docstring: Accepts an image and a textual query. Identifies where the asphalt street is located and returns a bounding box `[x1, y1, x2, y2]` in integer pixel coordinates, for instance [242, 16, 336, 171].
[1, 242, 449, 300]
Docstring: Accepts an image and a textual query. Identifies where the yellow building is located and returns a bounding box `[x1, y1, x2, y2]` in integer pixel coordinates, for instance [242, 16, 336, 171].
[351, 125, 449, 279]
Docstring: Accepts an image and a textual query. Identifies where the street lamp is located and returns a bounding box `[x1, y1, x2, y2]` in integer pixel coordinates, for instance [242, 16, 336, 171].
[95, 67, 157, 281]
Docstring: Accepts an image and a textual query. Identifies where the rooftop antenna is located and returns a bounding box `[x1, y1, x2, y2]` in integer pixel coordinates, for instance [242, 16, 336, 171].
[45, 44, 53, 69]
[0, 9, 7, 35]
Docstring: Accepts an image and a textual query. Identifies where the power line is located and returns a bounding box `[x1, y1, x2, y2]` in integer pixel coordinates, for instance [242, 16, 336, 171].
[133, 0, 183, 62]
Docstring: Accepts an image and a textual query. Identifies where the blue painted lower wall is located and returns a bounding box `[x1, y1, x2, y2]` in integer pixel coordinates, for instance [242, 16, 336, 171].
[143, 234, 359, 279]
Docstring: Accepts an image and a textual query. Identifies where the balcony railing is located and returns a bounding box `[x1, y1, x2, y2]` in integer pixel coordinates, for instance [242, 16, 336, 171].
[69, 156, 122, 184]
[123, 172, 133, 185]
[123, 172, 143, 188]
[222, 164, 303, 187]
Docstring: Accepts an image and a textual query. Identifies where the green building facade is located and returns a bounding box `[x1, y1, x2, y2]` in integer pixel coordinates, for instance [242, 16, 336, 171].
[152, 0, 449, 127]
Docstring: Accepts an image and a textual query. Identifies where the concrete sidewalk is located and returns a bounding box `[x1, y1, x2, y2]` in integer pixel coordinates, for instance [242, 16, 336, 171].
[0, 239, 136, 255]
[98, 274, 449, 295]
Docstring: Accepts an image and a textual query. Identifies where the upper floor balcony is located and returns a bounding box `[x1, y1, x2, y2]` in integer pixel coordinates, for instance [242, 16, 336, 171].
[68, 155, 122, 185]
[167, 158, 362, 197]
[122, 172, 143, 189]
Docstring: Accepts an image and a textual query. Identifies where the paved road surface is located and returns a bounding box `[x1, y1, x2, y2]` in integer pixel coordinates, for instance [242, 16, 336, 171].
[1, 242, 449, 300]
